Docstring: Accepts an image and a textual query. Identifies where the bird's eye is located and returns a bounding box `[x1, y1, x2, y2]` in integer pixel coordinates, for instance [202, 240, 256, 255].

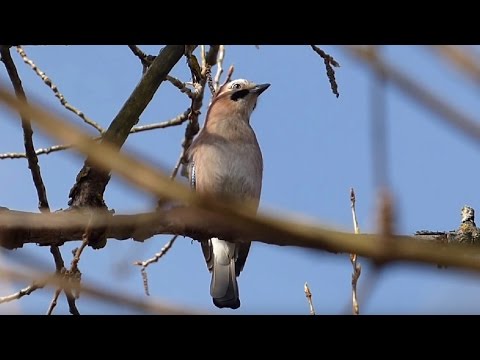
[231, 83, 241, 90]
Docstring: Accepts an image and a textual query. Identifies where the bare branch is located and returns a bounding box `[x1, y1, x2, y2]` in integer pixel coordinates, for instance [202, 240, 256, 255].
[219, 65, 235, 91]
[127, 45, 157, 74]
[128, 45, 149, 63]
[304, 282, 316, 315]
[0, 265, 204, 314]
[349, 188, 361, 315]
[0, 111, 190, 160]
[64, 218, 92, 315]
[15, 46, 104, 133]
[173, 45, 220, 184]
[213, 45, 225, 93]
[50, 245, 65, 271]
[46, 288, 61, 315]
[166, 75, 195, 99]
[310, 45, 340, 98]
[2, 205, 480, 275]
[0, 283, 43, 304]
[134, 235, 178, 296]
[1, 46, 50, 213]
[67, 45, 184, 249]
[130, 109, 190, 134]
[206, 67, 215, 95]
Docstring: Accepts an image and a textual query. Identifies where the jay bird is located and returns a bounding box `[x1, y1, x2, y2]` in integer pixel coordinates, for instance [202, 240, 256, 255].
[184, 78, 270, 309]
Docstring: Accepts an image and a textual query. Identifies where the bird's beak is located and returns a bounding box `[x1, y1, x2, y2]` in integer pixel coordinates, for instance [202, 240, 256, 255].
[251, 83, 270, 95]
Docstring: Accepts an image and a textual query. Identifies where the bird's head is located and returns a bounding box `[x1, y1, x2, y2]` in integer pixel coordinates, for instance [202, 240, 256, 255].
[207, 79, 270, 123]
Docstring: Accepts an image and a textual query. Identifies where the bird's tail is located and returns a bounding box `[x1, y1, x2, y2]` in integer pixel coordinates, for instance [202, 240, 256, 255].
[210, 238, 240, 309]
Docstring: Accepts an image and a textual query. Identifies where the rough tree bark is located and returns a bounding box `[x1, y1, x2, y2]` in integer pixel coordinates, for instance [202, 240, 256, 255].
[67, 45, 184, 248]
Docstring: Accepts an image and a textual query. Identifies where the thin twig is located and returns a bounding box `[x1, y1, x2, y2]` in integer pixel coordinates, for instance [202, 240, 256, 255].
[46, 245, 66, 315]
[0, 265, 203, 314]
[104, 111, 191, 135]
[310, 45, 340, 98]
[170, 152, 185, 180]
[206, 67, 215, 95]
[134, 235, 178, 296]
[222, 65, 234, 88]
[128, 45, 148, 62]
[174, 46, 220, 181]
[200, 46, 206, 69]
[0, 49, 65, 313]
[65, 292, 80, 315]
[46, 221, 89, 315]
[46, 288, 62, 315]
[127, 45, 157, 74]
[0, 112, 190, 159]
[0, 283, 43, 304]
[50, 245, 65, 271]
[304, 282, 316, 315]
[213, 45, 225, 93]
[15, 46, 104, 133]
[350, 188, 361, 315]
[71, 235, 89, 273]
[166, 75, 195, 99]
[63, 218, 91, 314]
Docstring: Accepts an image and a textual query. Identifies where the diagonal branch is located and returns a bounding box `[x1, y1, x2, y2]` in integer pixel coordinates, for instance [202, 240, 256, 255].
[171, 45, 220, 180]
[1, 46, 50, 213]
[67, 45, 184, 248]
[15, 46, 104, 133]
[0, 47, 77, 314]
[0, 283, 44, 304]
[134, 235, 178, 296]
[303, 282, 316, 315]
[166, 75, 195, 99]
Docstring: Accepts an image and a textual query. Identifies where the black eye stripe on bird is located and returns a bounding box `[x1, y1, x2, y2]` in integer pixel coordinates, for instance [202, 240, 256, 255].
[230, 89, 250, 101]
[185, 78, 270, 309]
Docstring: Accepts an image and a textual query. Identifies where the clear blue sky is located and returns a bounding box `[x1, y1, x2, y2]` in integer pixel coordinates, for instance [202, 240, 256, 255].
[1, 45, 480, 314]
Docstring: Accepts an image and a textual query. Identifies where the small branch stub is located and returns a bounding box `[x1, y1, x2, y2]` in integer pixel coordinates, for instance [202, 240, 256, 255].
[304, 282, 316, 315]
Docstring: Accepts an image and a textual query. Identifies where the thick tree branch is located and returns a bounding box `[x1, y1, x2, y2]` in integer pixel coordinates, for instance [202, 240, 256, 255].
[2, 85, 480, 275]
[0, 206, 478, 273]
[67, 45, 184, 248]
[68, 45, 185, 208]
